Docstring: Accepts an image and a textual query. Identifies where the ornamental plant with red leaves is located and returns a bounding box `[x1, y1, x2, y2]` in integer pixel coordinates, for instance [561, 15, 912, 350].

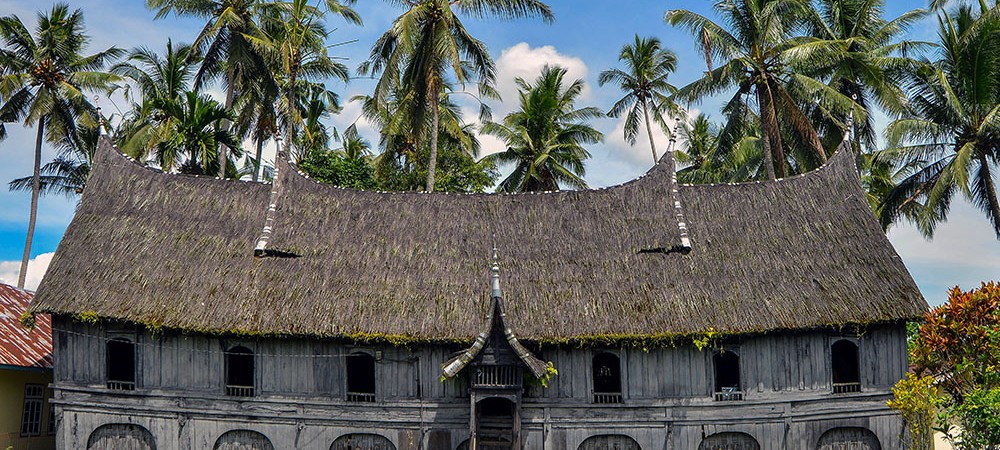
[907, 282, 1000, 449]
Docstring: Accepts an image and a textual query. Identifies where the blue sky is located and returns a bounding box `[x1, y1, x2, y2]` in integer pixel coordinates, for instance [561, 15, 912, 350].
[0, 0, 997, 304]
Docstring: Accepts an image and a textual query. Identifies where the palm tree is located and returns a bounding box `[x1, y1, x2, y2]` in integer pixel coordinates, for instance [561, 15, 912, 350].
[797, 0, 926, 157]
[0, 4, 121, 288]
[153, 91, 243, 175]
[676, 112, 767, 183]
[232, 76, 278, 182]
[292, 83, 341, 162]
[481, 65, 603, 192]
[354, 84, 487, 192]
[248, 0, 351, 162]
[667, 0, 855, 179]
[880, 5, 1000, 238]
[335, 124, 372, 161]
[145, 0, 358, 176]
[9, 122, 101, 198]
[111, 40, 200, 164]
[360, 0, 553, 191]
[599, 35, 680, 164]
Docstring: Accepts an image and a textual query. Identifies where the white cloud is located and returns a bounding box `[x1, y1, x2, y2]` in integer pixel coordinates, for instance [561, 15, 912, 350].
[603, 108, 701, 169]
[0, 252, 54, 291]
[492, 43, 591, 117]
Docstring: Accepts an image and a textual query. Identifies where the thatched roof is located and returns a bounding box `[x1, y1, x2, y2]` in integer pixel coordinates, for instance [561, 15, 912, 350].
[1, 283, 51, 369]
[30, 138, 926, 341]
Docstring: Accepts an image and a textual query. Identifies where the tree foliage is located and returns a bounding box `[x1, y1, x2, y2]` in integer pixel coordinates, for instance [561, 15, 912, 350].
[482, 65, 603, 192]
[894, 282, 1000, 450]
[880, 4, 1000, 239]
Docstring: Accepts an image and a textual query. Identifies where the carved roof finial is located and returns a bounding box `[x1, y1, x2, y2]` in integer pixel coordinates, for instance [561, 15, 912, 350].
[94, 96, 106, 137]
[491, 245, 501, 298]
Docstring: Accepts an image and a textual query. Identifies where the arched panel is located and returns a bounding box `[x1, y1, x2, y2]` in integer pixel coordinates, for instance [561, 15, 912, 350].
[331, 433, 396, 450]
[456, 439, 469, 450]
[699, 432, 760, 450]
[214, 430, 274, 450]
[577, 434, 641, 450]
[817, 427, 881, 450]
[87, 424, 156, 450]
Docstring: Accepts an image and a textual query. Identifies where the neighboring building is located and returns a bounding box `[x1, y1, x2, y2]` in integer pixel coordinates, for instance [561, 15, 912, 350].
[29, 137, 928, 450]
[1, 283, 54, 450]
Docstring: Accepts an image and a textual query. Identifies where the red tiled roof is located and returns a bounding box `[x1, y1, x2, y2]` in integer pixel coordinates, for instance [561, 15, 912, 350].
[0, 283, 52, 369]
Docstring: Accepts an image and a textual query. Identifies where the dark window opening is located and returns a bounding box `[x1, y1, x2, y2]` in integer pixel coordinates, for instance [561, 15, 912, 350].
[832, 340, 861, 393]
[20, 384, 43, 437]
[714, 351, 742, 401]
[225, 346, 255, 397]
[478, 397, 514, 418]
[475, 398, 515, 450]
[346, 352, 376, 402]
[106, 338, 136, 390]
[592, 352, 623, 404]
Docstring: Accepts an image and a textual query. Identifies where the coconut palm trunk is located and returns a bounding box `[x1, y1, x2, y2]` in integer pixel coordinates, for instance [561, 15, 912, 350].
[253, 136, 264, 182]
[426, 78, 441, 192]
[18, 121, 45, 288]
[979, 153, 1000, 237]
[285, 74, 296, 158]
[642, 99, 659, 164]
[756, 84, 780, 180]
[218, 81, 236, 177]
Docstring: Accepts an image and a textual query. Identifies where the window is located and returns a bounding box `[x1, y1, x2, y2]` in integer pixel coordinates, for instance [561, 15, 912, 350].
[592, 352, 622, 404]
[831, 340, 861, 393]
[346, 351, 376, 402]
[225, 346, 255, 397]
[107, 338, 136, 390]
[20, 384, 44, 436]
[713, 351, 742, 401]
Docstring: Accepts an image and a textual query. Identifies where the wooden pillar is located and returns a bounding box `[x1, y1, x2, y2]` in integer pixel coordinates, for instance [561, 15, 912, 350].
[470, 393, 478, 450]
[512, 395, 521, 450]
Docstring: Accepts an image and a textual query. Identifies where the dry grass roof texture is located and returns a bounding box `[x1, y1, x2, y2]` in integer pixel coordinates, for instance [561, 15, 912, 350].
[30, 138, 927, 341]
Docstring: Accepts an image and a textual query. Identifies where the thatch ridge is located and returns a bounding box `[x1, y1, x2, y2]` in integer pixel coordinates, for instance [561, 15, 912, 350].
[30, 138, 927, 340]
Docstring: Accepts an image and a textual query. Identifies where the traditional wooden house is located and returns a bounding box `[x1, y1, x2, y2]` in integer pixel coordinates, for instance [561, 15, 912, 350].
[1, 283, 54, 450]
[28, 134, 927, 450]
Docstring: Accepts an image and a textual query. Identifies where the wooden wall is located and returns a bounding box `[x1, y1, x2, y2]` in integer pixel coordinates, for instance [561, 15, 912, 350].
[51, 317, 909, 449]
